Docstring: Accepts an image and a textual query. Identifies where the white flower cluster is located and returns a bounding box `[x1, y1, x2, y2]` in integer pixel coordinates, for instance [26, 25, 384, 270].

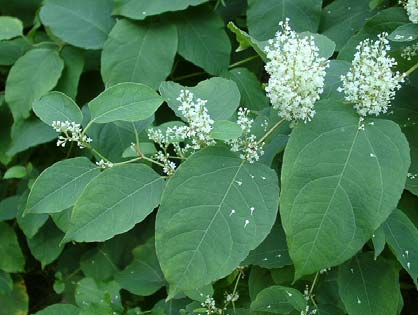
[226, 108, 264, 163]
[51, 121, 92, 148]
[401, 42, 418, 60]
[199, 296, 223, 315]
[264, 19, 329, 123]
[338, 33, 405, 117]
[153, 151, 176, 176]
[96, 159, 113, 169]
[404, 0, 418, 24]
[225, 292, 239, 303]
[301, 285, 317, 315]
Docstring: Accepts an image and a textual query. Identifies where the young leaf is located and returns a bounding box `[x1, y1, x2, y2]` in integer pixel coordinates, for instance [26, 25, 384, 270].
[226, 22, 267, 61]
[280, 100, 410, 279]
[115, 238, 165, 296]
[5, 48, 64, 120]
[39, 0, 115, 49]
[0, 222, 25, 273]
[88, 83, 163, 124]
[65, 164, 165, 242]
[26, 157, 100, 214]
[102, 19, 177, 89]
[33, 91, 83, 126]
[0, 16, 23, 41]
[175, 8, 231, 75]
[338, 253, 400, 315]
[0, 38, 30, 66]
[247, 0, 322, 40]
[156, 146, 279, 294]
[250, 285, 306, 314]
[113, 0, 209, 19]
[3, 165, 26, 179]
[159, 77, 240, 121]
[383, 209, 418, 287]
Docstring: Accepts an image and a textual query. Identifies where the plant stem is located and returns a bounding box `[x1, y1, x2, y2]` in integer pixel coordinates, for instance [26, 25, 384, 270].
[309, 272, 320, 296]
[405, 62, 418, 76]
[257, 118, 286, 145]
[113, 157, 142, 166]
[172, 71, 206, 81]
[229, 55, 259, 69]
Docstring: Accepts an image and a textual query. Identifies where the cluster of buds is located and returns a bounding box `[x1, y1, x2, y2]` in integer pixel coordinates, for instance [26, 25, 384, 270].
[51, 121, 92, 148]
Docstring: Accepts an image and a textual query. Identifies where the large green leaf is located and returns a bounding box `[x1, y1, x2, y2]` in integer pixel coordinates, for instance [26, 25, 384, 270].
[27, 220, 65, 268]
[88, 83, 163, 124]
[113, 0, 209, 19]
[247, 0, 322, 40]
[102, 19, 177, 89]
[403, 125, 418, 196]
[7, 119, 57, 156]
[338, 253, 400, 315]
[280, 100, 410, 279]
[56, 46, 85, 99]
[26, 157, 100, 214]
[0, 281, 28, 315]
[39, 0, 115, 49]
[115, 238, 165, 296]
[383, 209, 418, 287]
[175, 8, 231, 75]
[0, 271, 12, 294]
[0, 38, 29, 66]
[65, 164, 165, 242]
[159, 77, 240, 121]
[33, 304, 79, 315]
[156, 146, 279, 294]
[319, 0, 375, 50]
[5, 48, 64, 120]
[75, 278, 121, 309]
[0, 222, 25, 273]
[250, 285, 306, 314]
[33, 91, 83, 126]
[0, 16, 23, 41]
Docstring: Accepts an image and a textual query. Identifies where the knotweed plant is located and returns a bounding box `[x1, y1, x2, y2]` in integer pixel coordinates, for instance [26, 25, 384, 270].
[2, 2, 418, 315]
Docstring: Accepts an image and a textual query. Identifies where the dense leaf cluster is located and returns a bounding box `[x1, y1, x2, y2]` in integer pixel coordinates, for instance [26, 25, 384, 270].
[1, 0, 418, 314]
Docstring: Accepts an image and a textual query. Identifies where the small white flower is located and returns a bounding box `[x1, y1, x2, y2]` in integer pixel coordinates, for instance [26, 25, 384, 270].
[51, 120, 92, 149]
[338, 33, 405, 117]
[404, 0, 418, 24]
[264, 18, 329, 123]
[401, 42, 418, 60]
[96, 159, 113, 169]
[153, 151, 176, 175]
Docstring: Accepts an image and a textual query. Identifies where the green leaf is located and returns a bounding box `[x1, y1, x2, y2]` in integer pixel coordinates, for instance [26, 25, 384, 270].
[323, 60, 351, 101]
[0, 222, 25, 273]
[226, 22, 267, 61]
[0, 37, 29, 66]
[27, 220, 65, 268]
[56, 46, 85, 99]
[247, 0, 322, 40]
[280, 100, 410, 279]
[102, 19, 177, 89]
[302, 32, 336, 59]
[3, 165, 27, 179]
[221, 68, 269, 111]
[75, 278, 121, 309]
[250, 285, 306, 314]
[32, 304, 79, 315]
[156, 146, 279, 293]
[242, 220, 291, 269]
[372, 226, 385, 260]
[115, 238, 165, 296]
[383, 209, 418, 287]
[319, 0, 375, 50]
[39, 0, 115, 49]
[159, 77, 240, 121]
[65, 164, 165, 242]
[26, 157, 100, 214]
[7, 118, 57, 156]
[17, 193, 49, 238]
[0, 16, 23, 41]
[403, 125, 418, 196]
[0, 271, 12, 294]
[0, 280, 28, 315]
[389, 23, 418, 42]
[113, 0, 209, 19]
[88, 83, 163, 124]
[5, 48, 64, 120]
[210, 121, 242, 141]
[175, 8, 231, 75]
[33, 91, 83, 126]
[338, 253, 400, 315]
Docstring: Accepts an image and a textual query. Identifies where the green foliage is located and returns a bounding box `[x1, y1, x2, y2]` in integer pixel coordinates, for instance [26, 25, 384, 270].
[1, 1, 418, 314]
